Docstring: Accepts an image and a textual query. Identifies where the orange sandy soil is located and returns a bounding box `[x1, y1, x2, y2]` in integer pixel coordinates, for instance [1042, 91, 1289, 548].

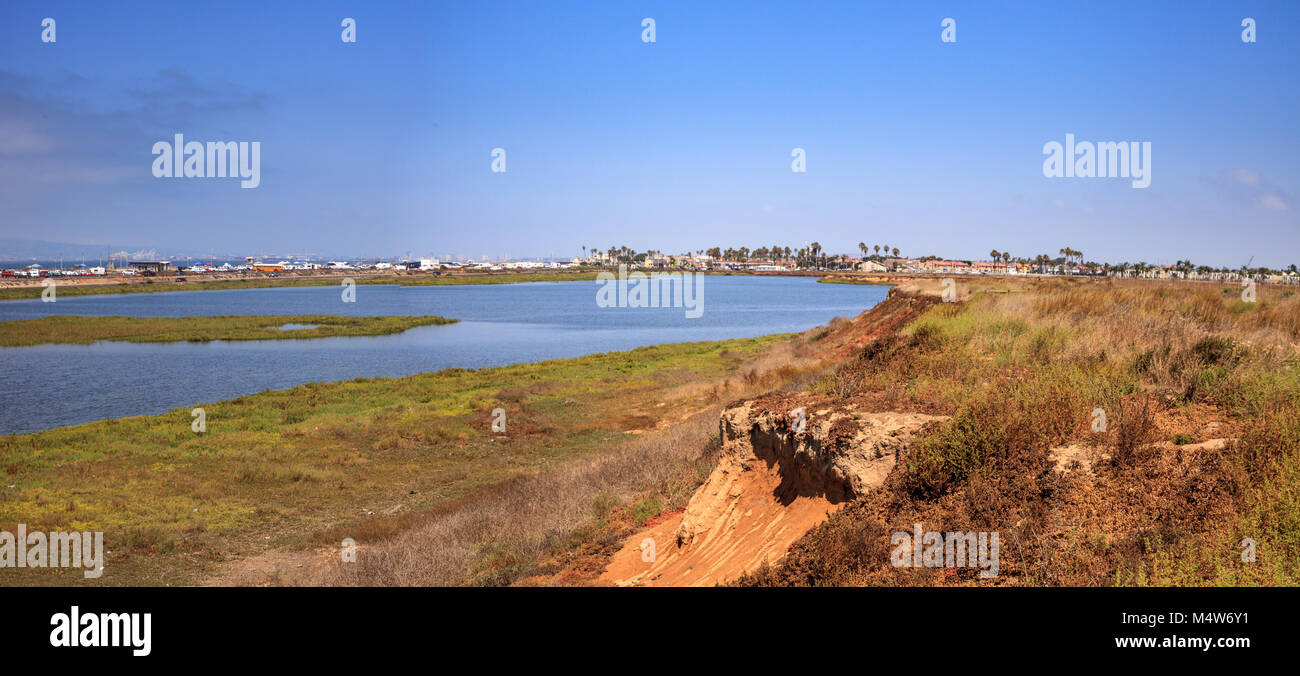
[598, 458, 842, 587]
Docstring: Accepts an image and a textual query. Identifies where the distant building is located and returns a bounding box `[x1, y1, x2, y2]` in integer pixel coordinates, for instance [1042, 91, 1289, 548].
[920, 260, 971, 273]
[127, 260, 171, 274]
[856, 259, 887, 272]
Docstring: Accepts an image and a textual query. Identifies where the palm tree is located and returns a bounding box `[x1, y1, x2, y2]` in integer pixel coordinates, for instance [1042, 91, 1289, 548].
[1058, 247, 1082, 268]
[891, 247, 899, 258]
[873, 245, 880, 256]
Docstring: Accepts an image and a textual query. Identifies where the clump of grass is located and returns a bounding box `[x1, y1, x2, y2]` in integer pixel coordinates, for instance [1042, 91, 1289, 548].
[1112, 394, 1159, 466]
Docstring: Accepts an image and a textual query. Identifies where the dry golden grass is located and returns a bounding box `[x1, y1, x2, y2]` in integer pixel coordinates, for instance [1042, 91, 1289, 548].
[305, 411, 721, 586]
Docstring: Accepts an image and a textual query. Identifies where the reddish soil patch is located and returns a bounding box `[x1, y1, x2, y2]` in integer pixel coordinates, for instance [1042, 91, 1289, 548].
[598, 459, 841, 587]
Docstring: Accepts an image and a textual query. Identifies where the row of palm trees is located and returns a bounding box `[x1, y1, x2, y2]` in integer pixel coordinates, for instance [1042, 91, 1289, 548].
[586, 242, 1102, 276]
[984, 248, 1085, 273]
[579, 243, 871, 270]
[858, 242, 901, 259]
[577, 244, 1298, 278]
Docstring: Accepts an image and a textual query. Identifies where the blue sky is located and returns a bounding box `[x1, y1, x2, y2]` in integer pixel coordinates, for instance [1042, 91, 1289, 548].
[1, 1, 1296, 267]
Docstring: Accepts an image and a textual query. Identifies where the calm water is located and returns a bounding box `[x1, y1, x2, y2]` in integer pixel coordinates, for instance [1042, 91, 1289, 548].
[0, 276, 888, 433]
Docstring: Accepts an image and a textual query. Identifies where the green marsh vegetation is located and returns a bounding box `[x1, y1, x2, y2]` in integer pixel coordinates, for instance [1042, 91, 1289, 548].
[0, 334, 790, 585]
[816, 276, 894, 286]
[0, 315, 456, 346]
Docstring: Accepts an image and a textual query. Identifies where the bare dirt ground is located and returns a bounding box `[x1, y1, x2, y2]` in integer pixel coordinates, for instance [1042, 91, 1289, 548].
[204, 547, 341, 587]
[599, 458, 841, 586]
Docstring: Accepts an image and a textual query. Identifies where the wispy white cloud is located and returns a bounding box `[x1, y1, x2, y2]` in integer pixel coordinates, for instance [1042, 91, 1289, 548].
[0, 68, 271, 197]
[1211, 168, 1289, 212]
[1206, 167, 1289, 210]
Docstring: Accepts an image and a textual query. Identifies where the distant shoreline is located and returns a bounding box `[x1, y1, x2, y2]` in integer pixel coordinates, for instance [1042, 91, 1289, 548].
[0, 268, 851, 302]
[12, 264, 1274, 304]
[0, 269, 602, 301]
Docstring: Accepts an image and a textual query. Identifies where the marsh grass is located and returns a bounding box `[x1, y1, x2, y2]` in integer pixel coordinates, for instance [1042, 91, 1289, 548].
[0, 334, 789, 585]
[0, 314, 456, 346]
[817, 276, 894, 286]
[307, 412, 725, 586]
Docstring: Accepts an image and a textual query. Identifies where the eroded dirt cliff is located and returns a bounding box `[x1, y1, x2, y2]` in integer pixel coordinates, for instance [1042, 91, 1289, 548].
[600, 395, 945, 586]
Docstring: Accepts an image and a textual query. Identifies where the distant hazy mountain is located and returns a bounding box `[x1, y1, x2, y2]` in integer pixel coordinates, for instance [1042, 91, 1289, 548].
[0, 237, 397, 263]
[0, 237, 223, 262]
